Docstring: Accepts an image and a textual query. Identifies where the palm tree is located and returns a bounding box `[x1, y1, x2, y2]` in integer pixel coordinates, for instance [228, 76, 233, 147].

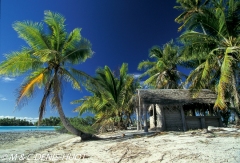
[179, 0, 240, 111]
[138, 40, 186, 89]
[174, 0, 211, 33]
[72, 63, 138, 129]
[0, 11, 94, 139]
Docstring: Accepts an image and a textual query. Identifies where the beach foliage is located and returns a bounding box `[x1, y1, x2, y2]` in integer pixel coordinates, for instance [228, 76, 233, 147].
[56, 116, 97, 134]
[138, 40, 186, 89]
[72, 63, 139, 131]
[175, 0, 240, 111]
[0, 11, 94, 138]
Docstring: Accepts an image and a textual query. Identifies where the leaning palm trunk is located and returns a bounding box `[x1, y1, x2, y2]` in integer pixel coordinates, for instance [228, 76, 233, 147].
[56, 95, 94, 140]
[57, 104, 82, 136]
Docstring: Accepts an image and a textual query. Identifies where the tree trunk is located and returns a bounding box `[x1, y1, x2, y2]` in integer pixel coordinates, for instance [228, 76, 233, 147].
[232, 109, 240, 125]
[56, 97, 95, 140]
[127, 113, 133, 126]
[117, 113, 125, 130]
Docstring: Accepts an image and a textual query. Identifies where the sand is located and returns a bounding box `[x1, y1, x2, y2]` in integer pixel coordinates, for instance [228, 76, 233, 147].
[1, 128, 240, 163]
[0, 131, 76, 163]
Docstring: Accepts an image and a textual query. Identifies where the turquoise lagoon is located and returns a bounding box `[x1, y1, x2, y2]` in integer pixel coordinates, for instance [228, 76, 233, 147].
[0, 126, 59, 132]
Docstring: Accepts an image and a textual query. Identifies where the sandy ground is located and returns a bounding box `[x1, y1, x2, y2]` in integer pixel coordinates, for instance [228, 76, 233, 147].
[0, 131, 76, 163]
[1, 128, 240, 163]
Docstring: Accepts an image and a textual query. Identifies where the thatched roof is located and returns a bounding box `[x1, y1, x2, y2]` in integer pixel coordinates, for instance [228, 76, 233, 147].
[137, 89, 217, 106]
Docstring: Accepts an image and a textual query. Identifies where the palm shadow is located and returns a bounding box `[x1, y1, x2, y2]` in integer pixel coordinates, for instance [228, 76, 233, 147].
[81, 130, 159, 142]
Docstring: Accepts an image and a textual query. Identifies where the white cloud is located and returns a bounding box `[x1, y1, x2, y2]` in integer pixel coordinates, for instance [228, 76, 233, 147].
[0, 94, 7, 101]
[0, 97, 7, 101]
[1, 77, 16, 82]
[130, 73, 142, 79]
[0, 116, 39, 122]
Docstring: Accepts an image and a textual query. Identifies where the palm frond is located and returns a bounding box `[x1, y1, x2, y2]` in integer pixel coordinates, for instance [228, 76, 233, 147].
[137, 60, 155, 70]
[16, 69, 46, 107]
[144, 73, 159, 86]
[33, 49, 56, 62]
[44, 10, 67, 51]
[70, 68, 95, 88]
[149, 46, 163, 59]
[214, 51, 235, 110]
[62, 28, 81, 52]
[13, 21, 48, 50]
[0, 49, 42, 76]
[61, 68, 81, 90]
[63, 38, 93, 64]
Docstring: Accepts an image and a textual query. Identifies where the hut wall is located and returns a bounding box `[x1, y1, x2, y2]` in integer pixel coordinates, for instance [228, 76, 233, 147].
[164, 106, 183, 131]
[156, 104, 165, 131]
[205, 117, 222, 127]
[148, 105, 222, 131]
[186, 116, 222, 130]
[186, 117, 202, 130]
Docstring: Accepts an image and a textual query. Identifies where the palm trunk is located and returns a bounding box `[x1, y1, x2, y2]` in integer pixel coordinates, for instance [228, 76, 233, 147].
[52, 68, 95, 140]
[117, 112, 125, 130]
[231, 108, 240, 125]
[128, 113, 133, 125]
[56, 95, 94, 140]
[57, 102, 82, 136]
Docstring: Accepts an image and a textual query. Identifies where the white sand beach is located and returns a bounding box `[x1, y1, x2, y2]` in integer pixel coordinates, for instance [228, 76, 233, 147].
[1, 128, 240, 163]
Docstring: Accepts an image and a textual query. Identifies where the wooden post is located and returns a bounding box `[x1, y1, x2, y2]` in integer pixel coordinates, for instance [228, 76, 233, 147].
[209, 104, 213, 116]
[138, 90, 142, 130]
[136, 107, 140, 130]
[143, 104, 148, 132]
[217, 111, 223, 127]
[153, 104, 157, 127]
[180, 106, 187, 131]
[200, 117, 206, 128]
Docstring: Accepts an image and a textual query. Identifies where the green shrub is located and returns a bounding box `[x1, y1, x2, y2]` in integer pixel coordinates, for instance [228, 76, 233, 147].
[56, 116, 97, 134]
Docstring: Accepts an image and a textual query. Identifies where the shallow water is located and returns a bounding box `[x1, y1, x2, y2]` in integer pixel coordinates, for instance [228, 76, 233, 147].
[0, 126, 59, 132]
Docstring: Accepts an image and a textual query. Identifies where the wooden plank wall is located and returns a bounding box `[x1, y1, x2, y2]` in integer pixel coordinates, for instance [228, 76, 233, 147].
[205, 117, 221, 127]
[186, 116, 221, 130]
[164, 106, 183, 131]
[152, 105, 222, 131]
[186, 117, 202, 130]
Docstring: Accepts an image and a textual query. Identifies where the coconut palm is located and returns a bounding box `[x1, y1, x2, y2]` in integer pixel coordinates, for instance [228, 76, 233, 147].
[138, 40, 186, 89]
[174, 0, 211, 33]
[72, 63, 138, 129]
[179, 0, 240, 110]
[0, 11, 94, 139]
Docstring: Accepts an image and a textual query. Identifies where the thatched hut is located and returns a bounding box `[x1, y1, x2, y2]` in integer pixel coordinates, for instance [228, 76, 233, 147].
[136, 89, 223, 132]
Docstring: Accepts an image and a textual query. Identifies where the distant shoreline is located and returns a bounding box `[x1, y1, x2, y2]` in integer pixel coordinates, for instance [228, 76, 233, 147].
[0, 126, 60, 132]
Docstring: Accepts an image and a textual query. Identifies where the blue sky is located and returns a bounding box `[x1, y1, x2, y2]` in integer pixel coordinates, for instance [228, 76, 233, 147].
[0, 0, 186, 121]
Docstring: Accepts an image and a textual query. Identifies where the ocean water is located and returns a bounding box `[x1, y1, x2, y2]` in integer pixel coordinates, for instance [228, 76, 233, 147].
[0, 126, 59, 132]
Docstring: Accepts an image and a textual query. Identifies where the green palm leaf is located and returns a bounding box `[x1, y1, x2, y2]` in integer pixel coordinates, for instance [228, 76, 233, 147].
[13, 21, 48, 50]
[0, 49, 42, 76]
[44, 10, 67, 51]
